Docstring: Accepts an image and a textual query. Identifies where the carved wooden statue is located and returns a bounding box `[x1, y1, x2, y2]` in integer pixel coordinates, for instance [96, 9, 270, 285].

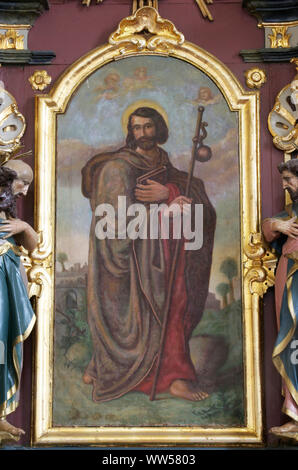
[262, 159, 298, 441]
[0, 83, 38, 442]
[0, 160, 38, 441]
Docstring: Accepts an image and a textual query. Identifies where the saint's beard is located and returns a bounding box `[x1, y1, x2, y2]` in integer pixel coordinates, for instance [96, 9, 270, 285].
[0, 189, 17, 217]
[287, 188, 298, 202]
[135, 136, 157, 151]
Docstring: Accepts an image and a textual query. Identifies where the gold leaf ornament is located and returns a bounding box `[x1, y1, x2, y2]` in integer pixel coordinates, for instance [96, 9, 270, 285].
[29, 70, 52, 91]
[245, 68, 267, 89]
[0, 28, 24, 50]
[81, 0, 213, 21]
[0, 86, 26, 160]
[109, 7, 184, 52]
[268, 59, 298, 154]
[244, 232, 277, 297]
[81, 0, 103, 5]
[268, 26, 291, 49]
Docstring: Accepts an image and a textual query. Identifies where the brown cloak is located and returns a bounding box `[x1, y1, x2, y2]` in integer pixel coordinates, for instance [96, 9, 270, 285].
[81, 146, 216, 402]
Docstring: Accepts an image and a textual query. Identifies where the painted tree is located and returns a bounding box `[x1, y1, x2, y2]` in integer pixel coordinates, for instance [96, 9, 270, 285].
[57, 252, 68, 272]
[220, 257, 238, 302]
[216, 282, 230, 309]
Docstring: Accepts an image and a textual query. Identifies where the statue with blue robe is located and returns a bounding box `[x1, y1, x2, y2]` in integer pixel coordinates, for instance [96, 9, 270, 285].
[262, 159, 298, 438]
[0, 161, 38, 439]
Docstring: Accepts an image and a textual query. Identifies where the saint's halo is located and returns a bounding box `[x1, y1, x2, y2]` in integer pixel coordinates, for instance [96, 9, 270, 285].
[121, 100, 169, 135]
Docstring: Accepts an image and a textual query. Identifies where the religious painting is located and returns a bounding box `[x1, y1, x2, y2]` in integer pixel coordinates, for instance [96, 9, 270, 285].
[31, 7, 265, 446]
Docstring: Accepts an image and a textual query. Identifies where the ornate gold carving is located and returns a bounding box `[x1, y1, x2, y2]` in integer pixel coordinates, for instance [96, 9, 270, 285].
[81, 0, 103, 6]
[0, 87, 26, 161]
[268, 26, 291, 49]
[132, 0, 158, 13]
[20, 230, 52, 300]
[26, 231, 52, 300]
[268, 58, 298, 154]
[28, 70, 52, 91]
[0, 103, 25, 148]
[245, 68, 267, 89]
[0, 24, 30, 29]
[259, 20, 298, 28]
[194, 0, 213, 21]
[81, 0, 213, 21]
[33, 7, 263, 446]
[81, 0, 158, 9]
[0, 29, 24, 50]
[291, 57, 298, 71]
[0, 241, 23, 257]
[244, 233, 277, 297]
[109, 7, 184, 53]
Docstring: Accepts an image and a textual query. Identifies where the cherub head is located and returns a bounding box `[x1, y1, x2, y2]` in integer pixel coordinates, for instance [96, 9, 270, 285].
[104, 73, 120, 89]
[134, 67, 147, 80]
[197, 87, 213, 102]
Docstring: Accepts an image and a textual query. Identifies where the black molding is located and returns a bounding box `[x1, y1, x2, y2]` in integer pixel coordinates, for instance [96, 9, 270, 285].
[30, 50, 55, 64]
[240, 46, 298, 62]
[0, 49, 55, 64]
[0, 1, 49, 25]
[241, 1, 298, 62]
[0, 1, 54, 65]
[242, 0, 298, 23]
[0, 1, 49, 13]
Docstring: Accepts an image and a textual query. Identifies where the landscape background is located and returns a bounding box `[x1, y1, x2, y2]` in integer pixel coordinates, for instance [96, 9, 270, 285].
[53, 55, 243, 427]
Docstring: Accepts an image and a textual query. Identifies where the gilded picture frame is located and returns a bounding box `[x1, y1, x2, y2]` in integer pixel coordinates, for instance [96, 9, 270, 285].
[30, 7, 271, 446]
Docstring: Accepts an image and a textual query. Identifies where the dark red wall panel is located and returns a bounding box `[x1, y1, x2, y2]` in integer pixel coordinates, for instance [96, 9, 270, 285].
[1, 0, 294, 446]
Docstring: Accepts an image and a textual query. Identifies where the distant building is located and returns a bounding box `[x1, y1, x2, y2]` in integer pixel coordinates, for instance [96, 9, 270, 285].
[55, 264, 87, 313]
[205, 292, 221, 311]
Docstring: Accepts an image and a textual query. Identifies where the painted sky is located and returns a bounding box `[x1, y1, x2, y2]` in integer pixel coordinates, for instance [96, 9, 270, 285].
[56, 55, 240, 296]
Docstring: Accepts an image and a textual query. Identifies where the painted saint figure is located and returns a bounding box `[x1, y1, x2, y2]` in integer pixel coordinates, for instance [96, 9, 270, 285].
[81, 106, 216, 402]
[0, 160, 38, 438]
[262, 159, 298, 434]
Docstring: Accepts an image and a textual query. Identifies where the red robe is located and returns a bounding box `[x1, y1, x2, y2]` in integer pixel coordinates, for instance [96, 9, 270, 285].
[135, 183, 196, 394]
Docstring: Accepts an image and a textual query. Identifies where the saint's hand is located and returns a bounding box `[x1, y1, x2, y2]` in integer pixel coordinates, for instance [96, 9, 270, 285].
[164, 195, 193, 218]
[0, 218, 38, 251]
[0, 218, 29, 239]
[272, 216, 298, 238]
[135, 179, 170, 202]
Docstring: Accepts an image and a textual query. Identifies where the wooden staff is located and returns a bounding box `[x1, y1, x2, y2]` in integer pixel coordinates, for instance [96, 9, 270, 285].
[150, 106, 208, 401]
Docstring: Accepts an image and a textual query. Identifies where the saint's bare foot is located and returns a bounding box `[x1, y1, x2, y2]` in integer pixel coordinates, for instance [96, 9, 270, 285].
[169, 379, 209, 401]
[0, 419, 25, 437]
[82, 373, 93, 384]
[270, 420, 298, 434]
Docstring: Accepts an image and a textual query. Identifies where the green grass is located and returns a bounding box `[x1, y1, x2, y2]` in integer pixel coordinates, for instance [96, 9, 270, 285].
[192, 300, 243, 372]
[53, 300, 245, 427]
